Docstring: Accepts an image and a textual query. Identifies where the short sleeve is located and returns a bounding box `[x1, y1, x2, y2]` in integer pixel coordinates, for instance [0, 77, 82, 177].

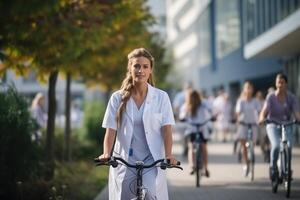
[179, 104, 188, 120]
[162, 92, 175, 126]
[102, 92, 120, 130]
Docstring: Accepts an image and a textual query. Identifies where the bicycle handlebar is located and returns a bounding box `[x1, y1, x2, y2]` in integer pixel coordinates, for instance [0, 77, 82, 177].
[94, 156, 183, 170]
[186, 117, 216, 128]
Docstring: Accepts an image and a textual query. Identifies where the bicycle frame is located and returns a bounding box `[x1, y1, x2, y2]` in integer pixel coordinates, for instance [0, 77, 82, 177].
[188, 118, 212, 187]
[265, 119, 298, 197]
[239, 122, 257, 181]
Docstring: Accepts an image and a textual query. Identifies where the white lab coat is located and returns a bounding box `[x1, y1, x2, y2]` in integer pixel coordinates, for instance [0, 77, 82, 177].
[102, 84, 175, 200]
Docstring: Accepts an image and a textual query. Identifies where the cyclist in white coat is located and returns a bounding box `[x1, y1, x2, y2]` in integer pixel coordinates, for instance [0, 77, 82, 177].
[97, 48, 179, 200]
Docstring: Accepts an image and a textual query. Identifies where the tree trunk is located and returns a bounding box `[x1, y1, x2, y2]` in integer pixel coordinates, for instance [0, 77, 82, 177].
[45, 70, 58, 180]
[64, 72, 71, 162]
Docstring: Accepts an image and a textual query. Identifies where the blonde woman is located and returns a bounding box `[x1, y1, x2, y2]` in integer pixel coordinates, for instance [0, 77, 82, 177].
[97, 48, 178, 200]
[31, 93, 47, 141]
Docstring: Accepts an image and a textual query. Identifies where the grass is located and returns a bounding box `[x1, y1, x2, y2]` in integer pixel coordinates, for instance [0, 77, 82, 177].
[53, 160, 109, 200]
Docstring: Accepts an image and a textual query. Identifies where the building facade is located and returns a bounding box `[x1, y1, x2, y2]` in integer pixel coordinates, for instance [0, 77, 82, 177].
[166, 0, 300, 100]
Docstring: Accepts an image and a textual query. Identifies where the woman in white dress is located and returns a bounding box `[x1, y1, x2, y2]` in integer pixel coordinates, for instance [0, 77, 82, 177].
[97, 48, 179, 200]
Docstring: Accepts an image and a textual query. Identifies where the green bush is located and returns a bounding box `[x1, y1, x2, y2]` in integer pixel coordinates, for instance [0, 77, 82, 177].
[0, 86, 44, 199]
[82, 101, 106, 148]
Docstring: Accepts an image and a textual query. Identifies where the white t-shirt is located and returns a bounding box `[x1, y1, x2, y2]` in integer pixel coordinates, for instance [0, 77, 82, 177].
[179, 104, 211, 139]
[235, 98, 260, 123]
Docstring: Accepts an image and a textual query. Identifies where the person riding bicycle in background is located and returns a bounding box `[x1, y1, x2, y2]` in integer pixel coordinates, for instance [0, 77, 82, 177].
[179, 90, 213, 177]
[235, 81, 260, 177]
[97, 48, 179, 200]
[172, 81, 193, 157]
[213, 88, 233, 142]
[259, 73, 300, 181]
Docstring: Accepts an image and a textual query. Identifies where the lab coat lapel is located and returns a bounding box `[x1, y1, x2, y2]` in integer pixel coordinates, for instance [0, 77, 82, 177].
[125, 97, 134, 124]
[143, 84, 155, 128]
[124, 84, 155, 126]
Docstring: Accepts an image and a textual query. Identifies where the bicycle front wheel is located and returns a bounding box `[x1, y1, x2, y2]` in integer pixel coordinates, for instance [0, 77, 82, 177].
[195, 144, 202, 187]
[248, 144, 255, 181]
[283, 144, 292, 198]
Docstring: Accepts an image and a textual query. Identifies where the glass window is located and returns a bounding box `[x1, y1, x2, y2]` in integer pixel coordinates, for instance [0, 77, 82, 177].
[216, 0, 241, 59]
[245, 0, 256, 42]
[198, 9, 211, 67]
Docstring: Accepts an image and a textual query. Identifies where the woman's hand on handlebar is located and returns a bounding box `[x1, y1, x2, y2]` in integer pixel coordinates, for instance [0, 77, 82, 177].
[96, 153, 110, 162]
[165, 155, 181, 166]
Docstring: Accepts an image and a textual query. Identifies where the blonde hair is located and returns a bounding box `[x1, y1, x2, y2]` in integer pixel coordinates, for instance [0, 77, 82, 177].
[117, 48, 155, 127]
[186, 90, 202, 117]
[31, 93, 44, 109]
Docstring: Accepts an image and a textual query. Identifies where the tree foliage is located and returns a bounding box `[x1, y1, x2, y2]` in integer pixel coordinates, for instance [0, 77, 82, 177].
[0, 86, 43, 199]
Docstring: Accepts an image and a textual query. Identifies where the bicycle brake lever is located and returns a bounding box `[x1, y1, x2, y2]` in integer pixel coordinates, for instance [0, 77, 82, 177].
[160, 162, 167, 170]
[108, 157, 118, 168]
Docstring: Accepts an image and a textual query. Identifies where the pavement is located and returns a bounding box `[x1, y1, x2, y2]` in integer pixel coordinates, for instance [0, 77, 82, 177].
[95, 131, 300, 200]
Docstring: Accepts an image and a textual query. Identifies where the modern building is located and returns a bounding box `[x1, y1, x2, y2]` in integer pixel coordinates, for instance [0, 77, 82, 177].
[147, 0, 167, 40]
[166, 0, 300, 100]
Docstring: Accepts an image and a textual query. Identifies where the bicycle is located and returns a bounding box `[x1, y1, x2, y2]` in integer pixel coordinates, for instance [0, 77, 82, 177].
[265, 119, 299, 198]
[94, 156, 182, 200]
[187, 117, 213, 187]
[238, 121, 257, 181]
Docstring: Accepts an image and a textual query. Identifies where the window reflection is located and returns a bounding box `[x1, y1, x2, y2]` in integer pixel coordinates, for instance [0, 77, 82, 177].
[198, 9, 211, 67]
[216, 0, 240, 59]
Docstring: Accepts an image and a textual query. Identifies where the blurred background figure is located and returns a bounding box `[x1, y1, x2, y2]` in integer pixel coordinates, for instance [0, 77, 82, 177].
[71, 100, 84, 129]
[30, 92, 47, 142]
[179, 90, 212, 177]
[267, 87, 275, 94]
[235, 81, 260, 177]
[173, 81, 193, 157]
[213, 88, 233, 142]
[173, 81, 193, 120]
[255, 90, 270, 162]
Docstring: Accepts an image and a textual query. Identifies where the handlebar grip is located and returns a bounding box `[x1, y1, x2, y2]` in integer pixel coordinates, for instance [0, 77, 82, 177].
[166, 159, 181, 166]
[94, 157, 111, 166]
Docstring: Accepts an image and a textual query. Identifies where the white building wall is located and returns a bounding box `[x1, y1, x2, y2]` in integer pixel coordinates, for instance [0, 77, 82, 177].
[166, 0, 211, 89]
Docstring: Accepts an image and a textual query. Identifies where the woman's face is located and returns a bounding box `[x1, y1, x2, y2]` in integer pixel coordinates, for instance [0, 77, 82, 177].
[129, 56, 152, 84]
[244, 83, 253, 96]
[276, 77, 287, 91]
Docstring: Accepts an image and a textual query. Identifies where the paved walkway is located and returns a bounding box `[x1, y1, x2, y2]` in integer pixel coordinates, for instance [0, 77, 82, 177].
[95, 132, 300, 200]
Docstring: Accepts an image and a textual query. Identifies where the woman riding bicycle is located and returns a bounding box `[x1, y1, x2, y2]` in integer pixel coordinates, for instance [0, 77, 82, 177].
[97, 48, 179, 200]
[235, 81, 260, 177]
[179, 90, 212, 177]
[259, 73, 300, 181]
